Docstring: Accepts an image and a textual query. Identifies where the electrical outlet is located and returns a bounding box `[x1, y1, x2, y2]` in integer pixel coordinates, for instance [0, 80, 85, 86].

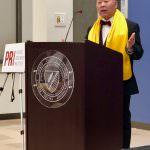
[54, 13, 66, 27]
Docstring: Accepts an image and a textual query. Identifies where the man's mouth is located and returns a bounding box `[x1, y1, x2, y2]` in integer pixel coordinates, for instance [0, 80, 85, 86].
[101, 10, 107, 13]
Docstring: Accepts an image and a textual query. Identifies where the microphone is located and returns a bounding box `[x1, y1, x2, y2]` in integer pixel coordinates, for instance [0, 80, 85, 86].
[64, 10, 83, 42]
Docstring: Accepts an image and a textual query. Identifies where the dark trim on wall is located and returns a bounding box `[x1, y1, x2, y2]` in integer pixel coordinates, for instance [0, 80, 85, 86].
[118, 0, 121, 9]
[73, 0, 97, 42]
[0, 113, 25, 120]
[132, 121, 150, 130]
[16, 0, 22, 42]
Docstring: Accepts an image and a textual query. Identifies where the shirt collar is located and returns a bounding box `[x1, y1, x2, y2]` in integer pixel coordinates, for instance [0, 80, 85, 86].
[102, 17, 113, 23]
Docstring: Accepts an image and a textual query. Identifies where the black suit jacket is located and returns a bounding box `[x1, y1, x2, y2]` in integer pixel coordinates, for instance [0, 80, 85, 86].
[85, 19, 144, 95]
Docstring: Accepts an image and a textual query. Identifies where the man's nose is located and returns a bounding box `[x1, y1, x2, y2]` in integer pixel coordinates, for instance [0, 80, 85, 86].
[101, 2, 106, 7]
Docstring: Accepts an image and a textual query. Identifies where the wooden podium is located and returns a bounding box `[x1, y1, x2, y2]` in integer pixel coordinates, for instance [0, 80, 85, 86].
[25, 41, 123, 150]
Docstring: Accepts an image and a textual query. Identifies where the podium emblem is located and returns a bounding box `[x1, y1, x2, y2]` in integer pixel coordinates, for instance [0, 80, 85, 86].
[31, 50, 74, 108]
[44, 71, 60, 93]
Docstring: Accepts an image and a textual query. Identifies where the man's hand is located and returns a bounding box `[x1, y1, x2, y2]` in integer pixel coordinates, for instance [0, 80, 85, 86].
[126, 32, 135, 54]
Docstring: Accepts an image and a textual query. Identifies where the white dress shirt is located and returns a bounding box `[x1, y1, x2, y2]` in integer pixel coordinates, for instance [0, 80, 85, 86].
[101, 17, 113, 44]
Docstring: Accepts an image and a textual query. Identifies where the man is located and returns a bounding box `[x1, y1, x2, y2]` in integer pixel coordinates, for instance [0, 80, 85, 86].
[85, 0, 143, 148]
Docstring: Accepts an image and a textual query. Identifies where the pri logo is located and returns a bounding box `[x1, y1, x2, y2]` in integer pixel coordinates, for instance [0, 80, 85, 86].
[4, 51, 16, 66]
[31, 50, 74, 108]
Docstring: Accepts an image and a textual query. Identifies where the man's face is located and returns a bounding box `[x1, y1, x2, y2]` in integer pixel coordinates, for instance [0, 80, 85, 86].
[96, 0, 117, 20]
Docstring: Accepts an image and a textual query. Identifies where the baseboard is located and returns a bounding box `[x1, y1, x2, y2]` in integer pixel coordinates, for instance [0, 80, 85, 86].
[0, 113, 25, 120]
[132, 121, 150, 130]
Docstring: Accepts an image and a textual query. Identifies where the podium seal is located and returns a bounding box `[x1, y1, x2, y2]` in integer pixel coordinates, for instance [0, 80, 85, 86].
[31, 50, 74, 108]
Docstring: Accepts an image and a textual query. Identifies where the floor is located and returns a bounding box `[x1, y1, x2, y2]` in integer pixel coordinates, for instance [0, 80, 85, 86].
[0, 119, 23, 150]
[0, 119, 150, 150]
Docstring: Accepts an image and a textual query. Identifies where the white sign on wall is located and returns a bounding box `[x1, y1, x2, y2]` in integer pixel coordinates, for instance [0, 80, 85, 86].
[2, 43, 25, 73]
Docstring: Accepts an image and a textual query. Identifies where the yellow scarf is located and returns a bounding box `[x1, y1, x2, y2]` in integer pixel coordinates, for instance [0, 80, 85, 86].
[88, 9, 132, 81]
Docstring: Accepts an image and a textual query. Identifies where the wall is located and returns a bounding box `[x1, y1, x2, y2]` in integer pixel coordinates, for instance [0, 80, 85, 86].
[128, 0, 150, 124]
[0, 0, 16, 60]
[73, 0, 97, 42]
[32, 0, 47, 41]
[22, 0, 33, 42]
[47, 0, 73, 42]
[0, 73, 25, 114]
[22, 0, 47, 42]
[22, 0, 73, 42]
[120, 0, 128, 17]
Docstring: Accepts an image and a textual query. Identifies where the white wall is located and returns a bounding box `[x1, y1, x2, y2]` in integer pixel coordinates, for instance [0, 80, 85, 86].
[32, 0, 47, 41]
[0, 0, 16, 60]
[22, 0, 73, 42]
[0, 73, 25, 114]
[22, 0, 33, 42]
[47, 0, 73, 42]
